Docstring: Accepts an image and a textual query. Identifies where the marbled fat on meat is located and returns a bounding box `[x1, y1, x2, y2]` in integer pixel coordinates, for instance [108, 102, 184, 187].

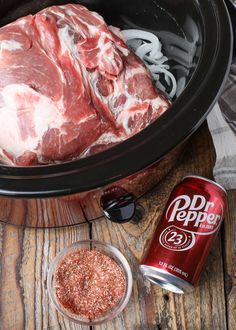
[0, 4, 170, 166]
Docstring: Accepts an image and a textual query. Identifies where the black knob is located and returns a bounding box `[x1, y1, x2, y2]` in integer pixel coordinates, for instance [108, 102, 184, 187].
[101, 187, 136, 223]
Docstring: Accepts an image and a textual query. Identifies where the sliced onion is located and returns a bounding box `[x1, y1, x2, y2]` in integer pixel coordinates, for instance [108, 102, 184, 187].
[122, 29, 161, 45]
[144, 55, 169, 65]
[176, 77, 187, 97]
[128, 39, 143, 50]
[122, 29, 178, 99]
[135, 43, 155, 59]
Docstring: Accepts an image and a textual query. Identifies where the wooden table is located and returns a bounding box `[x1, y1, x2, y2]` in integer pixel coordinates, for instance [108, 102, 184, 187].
[0, 124, 235, 330]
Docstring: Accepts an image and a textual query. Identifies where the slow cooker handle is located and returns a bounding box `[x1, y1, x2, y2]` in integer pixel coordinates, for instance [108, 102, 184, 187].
[101, 187, 136, 223]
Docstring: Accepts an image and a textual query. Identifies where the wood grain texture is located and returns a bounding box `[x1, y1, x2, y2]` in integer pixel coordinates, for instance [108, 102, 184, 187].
[0, 124, 235, 330]
[0, 198, 88, 227]
[223, 190, 236, 330]
[0, 224, 90, 330]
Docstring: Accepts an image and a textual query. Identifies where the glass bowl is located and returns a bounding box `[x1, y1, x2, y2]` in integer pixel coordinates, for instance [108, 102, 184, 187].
[47, 240, 133, 326]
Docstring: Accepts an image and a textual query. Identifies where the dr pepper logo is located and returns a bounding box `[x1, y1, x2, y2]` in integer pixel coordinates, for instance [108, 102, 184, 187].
[165, 194, 224, 235]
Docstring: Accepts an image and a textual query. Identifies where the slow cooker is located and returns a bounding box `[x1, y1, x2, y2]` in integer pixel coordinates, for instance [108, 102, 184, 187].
[0, 0, 233, 227]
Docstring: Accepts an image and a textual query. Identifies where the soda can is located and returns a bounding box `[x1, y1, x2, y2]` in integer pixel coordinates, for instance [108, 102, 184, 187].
[140, 175, 227, 294]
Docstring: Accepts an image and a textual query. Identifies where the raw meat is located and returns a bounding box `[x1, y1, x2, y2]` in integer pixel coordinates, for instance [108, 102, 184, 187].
[0, 4, 171, 166]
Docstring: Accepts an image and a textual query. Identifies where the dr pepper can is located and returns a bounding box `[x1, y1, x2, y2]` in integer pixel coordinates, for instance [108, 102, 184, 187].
[140, 175, 227, 294]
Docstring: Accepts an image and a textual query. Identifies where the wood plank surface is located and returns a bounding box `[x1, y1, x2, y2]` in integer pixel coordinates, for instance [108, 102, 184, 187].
[0, 124, 235, 330]
[223, 191, 236, 330]
[0, 225, 90, 330]
[0, 198, 88, 227]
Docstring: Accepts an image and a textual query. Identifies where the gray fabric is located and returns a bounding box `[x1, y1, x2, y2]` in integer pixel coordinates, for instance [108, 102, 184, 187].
[219, 61, 236, 133]
[207, 59, 236, 190]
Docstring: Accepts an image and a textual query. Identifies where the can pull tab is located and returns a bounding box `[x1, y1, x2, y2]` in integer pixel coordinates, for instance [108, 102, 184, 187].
[101, 187, 136, 223]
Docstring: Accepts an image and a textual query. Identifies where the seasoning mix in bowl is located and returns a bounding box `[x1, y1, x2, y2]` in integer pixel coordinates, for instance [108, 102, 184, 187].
[47, 240, 132, 325]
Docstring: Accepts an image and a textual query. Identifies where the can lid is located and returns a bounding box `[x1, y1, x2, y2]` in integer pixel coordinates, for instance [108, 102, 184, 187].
[182, 175, 227, 195]
[140, 265, 194, 294]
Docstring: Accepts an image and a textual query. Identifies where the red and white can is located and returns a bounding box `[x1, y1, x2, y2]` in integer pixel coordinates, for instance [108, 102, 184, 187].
[140, 175, 227, 294]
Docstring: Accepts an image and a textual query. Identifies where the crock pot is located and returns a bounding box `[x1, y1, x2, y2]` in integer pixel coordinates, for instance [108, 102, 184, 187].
[0, 0, 233, 227]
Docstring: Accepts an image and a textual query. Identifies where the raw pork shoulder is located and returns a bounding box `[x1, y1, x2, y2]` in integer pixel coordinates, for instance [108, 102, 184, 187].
[0, 4, 170, 166]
